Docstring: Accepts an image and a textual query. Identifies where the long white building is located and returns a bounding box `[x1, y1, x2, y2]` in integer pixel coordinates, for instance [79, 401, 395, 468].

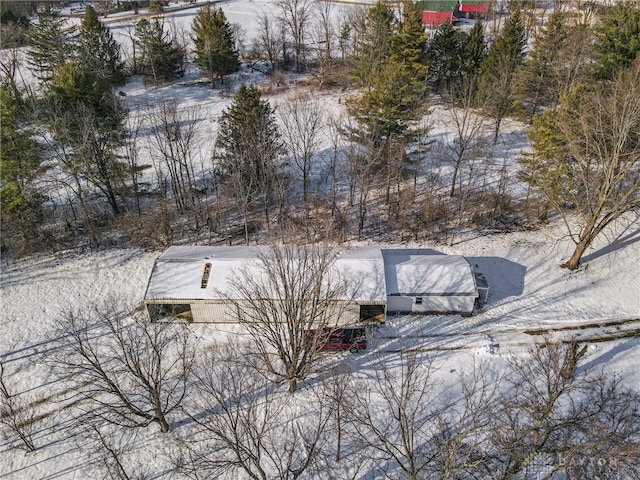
[143, 246, 488, 323]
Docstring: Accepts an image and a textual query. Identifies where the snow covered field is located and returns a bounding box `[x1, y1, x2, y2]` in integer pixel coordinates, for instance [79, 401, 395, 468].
[1, 1, 640, 478]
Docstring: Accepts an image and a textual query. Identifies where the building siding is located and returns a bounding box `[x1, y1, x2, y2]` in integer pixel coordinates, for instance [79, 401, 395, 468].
[387, 294, 476, 314]
[144, 247, 483, 322]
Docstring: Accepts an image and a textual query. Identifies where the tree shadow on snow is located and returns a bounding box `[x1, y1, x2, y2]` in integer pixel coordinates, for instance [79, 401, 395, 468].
[579, 223, 640, 265]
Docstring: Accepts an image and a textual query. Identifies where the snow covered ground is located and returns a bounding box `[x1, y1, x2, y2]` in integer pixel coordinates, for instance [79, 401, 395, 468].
[1, 217, 638, 479]
[1, 1, 639, 478]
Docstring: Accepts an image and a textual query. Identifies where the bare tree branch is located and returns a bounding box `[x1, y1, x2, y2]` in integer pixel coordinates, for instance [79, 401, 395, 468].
[55, 304, 195, 433]
[224, 243, 349, 393]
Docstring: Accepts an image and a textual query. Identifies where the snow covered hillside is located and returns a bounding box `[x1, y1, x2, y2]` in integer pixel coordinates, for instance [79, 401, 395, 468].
[1, 216, 639, 479]
[1, 1, 639, 478]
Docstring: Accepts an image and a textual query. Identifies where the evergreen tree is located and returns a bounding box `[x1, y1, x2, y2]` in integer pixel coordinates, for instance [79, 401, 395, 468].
[215, 85, 282, 243]
[0, 84, 45, 254]
[0, 84, 42, 217]
[350, 1, 395, 89]
[192, 2, 239, 86]
[479, 9, 525, 144]
[77, 5, 127, 88]
[347, 1, 430, 214]
[593, 1, 640, 80]
[352, 61, 422, 139]
[134, 18, 185, 85]
[352, 2, 428, 138]
[391, 1, 428, 81]
[461, 20, 486, 80]
[26, 5, 75, 82]
[48, 61, 122, 132]
[426, 20, 467, 92]
[350, 2, 428, 138]
[47, 61, 127, 215]
[517, 10, 567, 119]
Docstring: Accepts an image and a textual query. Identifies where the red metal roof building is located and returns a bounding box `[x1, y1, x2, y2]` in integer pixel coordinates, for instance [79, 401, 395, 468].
[419, 0, 489, 25]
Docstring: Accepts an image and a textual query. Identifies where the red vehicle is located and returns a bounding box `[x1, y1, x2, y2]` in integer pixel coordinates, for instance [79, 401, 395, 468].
[310, 327, 367, 354]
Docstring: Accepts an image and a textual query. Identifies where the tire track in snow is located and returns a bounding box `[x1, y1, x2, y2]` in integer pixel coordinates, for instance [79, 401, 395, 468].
[376, 317, 640, 353]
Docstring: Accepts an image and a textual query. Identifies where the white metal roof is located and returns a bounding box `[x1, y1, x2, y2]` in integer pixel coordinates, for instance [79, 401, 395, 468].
[145, 246, 387, 304]
[145, 246, 477, 303]
[335, 247, 386, 303]
[382, 250, 476, 296]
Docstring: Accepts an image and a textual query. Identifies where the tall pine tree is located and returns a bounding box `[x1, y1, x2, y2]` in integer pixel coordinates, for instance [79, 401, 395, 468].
[192, 3, 239, 86]
[0, 84, 42, 219]
[479, 9, 525, 144]
[517, 10, 567, 119]
[593, 1, 640, 80]
[349, 2, 428, 139]
[134, 18, 185, 85]
[77, 6, 126, 88]
[461, 20, 486, 81]
[215, 85, 282, 243]
[350, 1, 395, 90]
[0, 83, 46, 255]
[426, 20, 467, 92]
[391, 2, 428, 82]
[26, 5, 75, 82]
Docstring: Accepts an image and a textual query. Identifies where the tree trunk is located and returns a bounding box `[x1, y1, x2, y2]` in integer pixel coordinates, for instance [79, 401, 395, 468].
[288, 377, 298, 394]
[73, 176, 100, 248]
[493, 118, 501, 145]
[562, 213, 600, 270]
[156, 415, 170, 433]
[562, 237, 589, 270]
[105, 184, 120, 215]
[450, 156, 462, 197]
[244, 212, 250, 246]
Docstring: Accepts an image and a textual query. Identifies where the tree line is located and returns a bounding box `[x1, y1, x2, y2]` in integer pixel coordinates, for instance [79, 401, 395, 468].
[1, 1, 639, 269]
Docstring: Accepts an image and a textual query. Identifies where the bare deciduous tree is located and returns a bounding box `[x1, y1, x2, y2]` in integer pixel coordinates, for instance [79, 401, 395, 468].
[341, 351, 502, 479]
[0, 353, 38, 453]
[179, 343, 334, 479]
[276, 0, 312, 72]
[255, 12, 282, 69]
[148, 98, 209, 242]
[278, 91, 324, 203]
[344, 351, 447, 479]
[76, 423, 151, 480]
[56, 305, 195, 433]
[488, 339, 640, 479]
[41, 114, 101, 248]
[343, 119, 386, 240]
[309, 0, 336, 88]
[148, 99, 202, 213]
[122, 109, 150, 216]
[225, 243, 348, 393]
[522, 60, 640, 269]
[443, 78, 491, 198]
[428, 362, 500, 479]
